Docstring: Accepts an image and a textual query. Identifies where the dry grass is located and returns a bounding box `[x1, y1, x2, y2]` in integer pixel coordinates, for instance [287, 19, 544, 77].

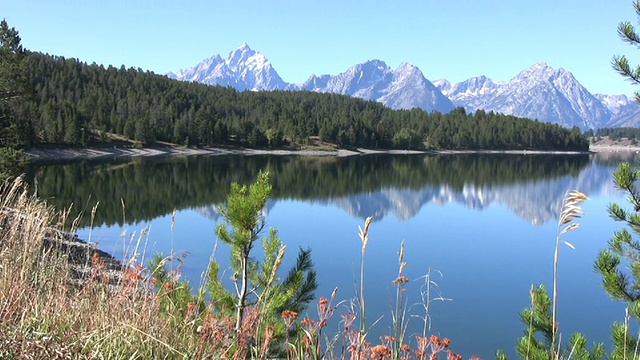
[0, 177, 232, 359]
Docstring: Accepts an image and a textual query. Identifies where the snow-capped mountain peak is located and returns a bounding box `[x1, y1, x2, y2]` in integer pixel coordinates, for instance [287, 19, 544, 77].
[441, 62, 613, 129]
[393, 62, 422, 79]
[168, 43, 286, 91]
[597, 93, 632, 113]
[432, 79, 452, 93]
[449, 76, 500, 96]
[226, 43, 268, 71]
[515, 62, 555, 80]
[299, 60, 454, 113]
[595, 93, 640, 127]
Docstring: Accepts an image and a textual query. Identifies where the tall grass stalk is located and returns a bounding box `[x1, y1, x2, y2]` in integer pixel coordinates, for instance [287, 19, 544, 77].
[552, 189, 589, 355]
[120, 198, 126, 257]
[357, 216, 372, 334]
[391, 240, 410, 358]
[171, 208, 176, 274]
[416, 268, 450, 339]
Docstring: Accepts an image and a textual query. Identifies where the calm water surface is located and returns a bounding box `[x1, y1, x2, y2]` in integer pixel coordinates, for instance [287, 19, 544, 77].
[25, 152, 637, 359]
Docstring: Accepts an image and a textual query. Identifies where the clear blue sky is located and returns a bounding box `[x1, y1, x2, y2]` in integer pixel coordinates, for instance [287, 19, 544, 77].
[3, 0, 639, 96]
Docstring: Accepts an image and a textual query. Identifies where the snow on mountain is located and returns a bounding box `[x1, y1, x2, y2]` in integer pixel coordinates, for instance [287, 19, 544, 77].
[169, 45, 640, 129]
[168, 43, 287, 91]
[442, 63, 611, 129]
[597, 93, 631, 114]
[594, 94, 640, 127]
[300, 59, 391, 99]
[436, 75, 503, 112]
[432, 79, 451, 93]
[379, 63, 455, 112]
[300, 60, 455, 113]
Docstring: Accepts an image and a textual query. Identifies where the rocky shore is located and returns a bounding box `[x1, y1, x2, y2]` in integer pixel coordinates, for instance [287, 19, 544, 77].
[589, 144, 640, 152]
[24, 145, 600, 162]
[1, 206, 123, 288]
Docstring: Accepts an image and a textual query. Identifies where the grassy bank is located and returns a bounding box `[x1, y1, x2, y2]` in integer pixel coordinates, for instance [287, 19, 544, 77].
[0, 178, 211, 358]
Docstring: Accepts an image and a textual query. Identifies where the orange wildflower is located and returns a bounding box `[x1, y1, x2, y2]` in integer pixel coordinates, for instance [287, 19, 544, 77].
[447, 350, 463, 360]
[371, 344, 392, 359]
[392, 275, 410, 285]
[318, 297, 329, 313]
[430, 335, 442, 347]
[383, 335, 397, 342]
[301, 317, 315, 327]
[281, 309, 298, 330]
[281, 309, 299, 320]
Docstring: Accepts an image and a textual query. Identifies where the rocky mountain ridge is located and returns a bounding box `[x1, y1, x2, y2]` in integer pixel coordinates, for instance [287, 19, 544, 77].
[167, 43, 287, 91]
[169, 44, 640, 130]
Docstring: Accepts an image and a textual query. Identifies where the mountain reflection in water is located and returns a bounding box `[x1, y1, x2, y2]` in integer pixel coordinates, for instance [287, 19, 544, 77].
[25, 152, 620, 226]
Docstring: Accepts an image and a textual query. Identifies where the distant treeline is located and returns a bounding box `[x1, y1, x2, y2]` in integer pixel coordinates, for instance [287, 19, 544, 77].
[588, 127, 640, 141]
[8, 52, 588, 151]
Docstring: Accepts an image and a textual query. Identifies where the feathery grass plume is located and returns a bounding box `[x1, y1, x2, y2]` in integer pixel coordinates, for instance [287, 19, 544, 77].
[552, 189, 589, 354]
[357, 216, 373, 335]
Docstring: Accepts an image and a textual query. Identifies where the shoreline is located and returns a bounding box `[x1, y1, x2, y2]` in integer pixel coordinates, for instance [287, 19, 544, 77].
[22, 145, 606, 162]
[589, 144, 640, 153]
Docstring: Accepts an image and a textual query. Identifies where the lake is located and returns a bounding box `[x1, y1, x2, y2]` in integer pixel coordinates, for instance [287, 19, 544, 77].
[25, 151, 636, 359]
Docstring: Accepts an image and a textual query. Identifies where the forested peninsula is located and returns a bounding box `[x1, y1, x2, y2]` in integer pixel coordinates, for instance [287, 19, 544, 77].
[4, 52, 588, 152]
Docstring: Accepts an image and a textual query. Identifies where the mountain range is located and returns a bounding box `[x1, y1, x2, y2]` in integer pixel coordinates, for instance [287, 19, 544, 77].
[168, 43, 640, 130]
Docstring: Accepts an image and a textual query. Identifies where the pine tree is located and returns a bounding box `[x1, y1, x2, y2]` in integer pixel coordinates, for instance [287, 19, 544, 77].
[612, 1, 640, 104]
[503, 284, 605, 360]
[0, 19, 24, 105]
[0, 19, 31, 146]
[0, 147, 28, 181]
[592, 4, 640, 355]
[207, 171, 317, 352]
[594, 162, 640, 359]
[0, 19, 29, 179]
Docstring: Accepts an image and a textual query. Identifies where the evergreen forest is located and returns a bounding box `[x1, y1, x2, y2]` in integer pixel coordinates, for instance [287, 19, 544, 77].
[5, 52, 589, 151]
